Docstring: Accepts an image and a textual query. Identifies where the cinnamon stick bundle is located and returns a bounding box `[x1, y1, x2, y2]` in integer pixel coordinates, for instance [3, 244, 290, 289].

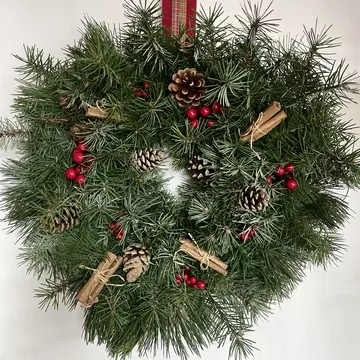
[178, 238, 228, 276]
[85, 107, 107, 119]
[240, 102, 287, 143]
[76, 252, 123, 308]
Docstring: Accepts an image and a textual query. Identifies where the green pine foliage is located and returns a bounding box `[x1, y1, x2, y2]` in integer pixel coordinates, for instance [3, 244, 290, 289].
[1, 0, 360, 359]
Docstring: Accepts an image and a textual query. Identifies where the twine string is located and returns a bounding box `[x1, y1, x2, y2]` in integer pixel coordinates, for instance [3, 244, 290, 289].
[188, 233, 212, 270]
[79, 258, 125, 308]
[242, 112, 266, 162]
[79, 263, 125, 287]
[174, 233, 212, 271]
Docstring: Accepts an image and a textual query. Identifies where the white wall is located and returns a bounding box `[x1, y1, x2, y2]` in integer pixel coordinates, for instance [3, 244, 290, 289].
[0, 1, 359, 360]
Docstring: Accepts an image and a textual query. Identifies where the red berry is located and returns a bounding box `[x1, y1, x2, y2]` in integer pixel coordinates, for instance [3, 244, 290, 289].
[76, 142, 88, 152]
[249, 228, 256, 237]
[197, 280, 206, 290]
[189, 276, 197, 285]
[72, 149, 85, 164]
[186, 279, 192, 285]
[199, 106, 211, 117]
[116, 230, 125, 241]
[189, 119, 199, 128]
[285, 173, 294, 180]
[192, 284, 198, 289]
[176, 274, 182, 280]
[274, 165, 285, 177]
[211, 102, 222, 113]
[143, 81, 150, 89]
[65, 168, 77, 180]
[285, 178, 298, 191]
[140, 91, 147, 98]
[266, 175, 273, 185]
[75, 166, 83, 174]
[75, 174, 86, 186]
[186, 107, 198, 119]
[183, 273, 190, 281]
[206, 119, 216, 128]
[176, 278, 182, 285]
[241, 231, 251, 241]
[135, 90, 143, 97]
[184, 266, 191, 271]
[113, 228, 119, 235]
[284, 163, 295, 173]
[109, 222, 116, 230]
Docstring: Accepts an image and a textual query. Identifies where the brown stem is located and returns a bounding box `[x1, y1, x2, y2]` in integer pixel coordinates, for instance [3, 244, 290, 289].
[0, 130, 26, 138]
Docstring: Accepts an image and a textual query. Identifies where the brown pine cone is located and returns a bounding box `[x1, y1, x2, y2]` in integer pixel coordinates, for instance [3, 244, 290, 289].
[168, 68, 205, 107]
[123, 244, 151, 282]
[188, 155, 214, 181]
[240, 186, 269, 212]
[40, 199, 82, 233]
[69, 121, 93, 142]
[133, 148, 165, 171]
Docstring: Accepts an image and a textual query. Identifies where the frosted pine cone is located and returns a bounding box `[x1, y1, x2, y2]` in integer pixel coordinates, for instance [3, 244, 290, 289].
[239, 186, 269, 212]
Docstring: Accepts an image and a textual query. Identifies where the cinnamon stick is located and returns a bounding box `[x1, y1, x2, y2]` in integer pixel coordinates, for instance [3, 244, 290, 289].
[179, 238, 228, 270]
[261, 102, 282, 124]
[76, 252, 123, 307]
[179, 244, 228, 276]
[240, 102, 286, 143]
[253, 110, 287, 141]
[85, 107, 107, 119]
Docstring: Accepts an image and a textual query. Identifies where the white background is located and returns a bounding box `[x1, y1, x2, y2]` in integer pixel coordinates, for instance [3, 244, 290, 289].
[0, 0, 359, 359]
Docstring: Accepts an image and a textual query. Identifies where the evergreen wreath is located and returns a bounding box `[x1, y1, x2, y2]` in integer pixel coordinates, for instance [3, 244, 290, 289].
[1, 1, 360, 359]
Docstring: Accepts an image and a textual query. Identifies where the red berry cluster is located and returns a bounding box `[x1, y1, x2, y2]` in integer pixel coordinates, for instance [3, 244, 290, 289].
[186, 102, 222, 129]
[175, 266, 206, 290]
[65, 142, 93, 186]
[267, 163, 298, 190]
[240, 228, 255, 241]
[109, 213, 125, 241]
[135, 81, 150, 98]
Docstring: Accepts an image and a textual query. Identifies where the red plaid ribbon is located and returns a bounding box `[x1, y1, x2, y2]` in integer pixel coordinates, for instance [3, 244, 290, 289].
[162, 0, 197, 38]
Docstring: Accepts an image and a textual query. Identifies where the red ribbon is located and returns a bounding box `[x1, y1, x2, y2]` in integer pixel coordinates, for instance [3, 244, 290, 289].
[162, 0, 197, 37]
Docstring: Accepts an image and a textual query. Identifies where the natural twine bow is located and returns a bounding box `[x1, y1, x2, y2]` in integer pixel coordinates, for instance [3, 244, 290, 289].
[173, 233, 212, 271]
[80, 264, 125, 285]
[241, 112, 265, 162]
[189, 234, 212, 270]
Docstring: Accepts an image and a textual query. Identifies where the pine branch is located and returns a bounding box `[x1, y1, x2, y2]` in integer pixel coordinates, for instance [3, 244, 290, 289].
[206, 60, 249, 106]
[123, 0, 174, 74]
[35, 277, 81, 310]
[235, 0, 279, 43]
[13, 45, 62, 84]
[0, 118, 28, 150]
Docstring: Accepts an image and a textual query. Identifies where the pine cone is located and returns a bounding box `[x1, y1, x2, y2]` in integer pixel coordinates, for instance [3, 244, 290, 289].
[168, 68, 205, 107]
[240, 186, 269, 212]
[133, 148, 165, 171]
[59, 95, 77, 114]
[40, 199, 82, 233]
[123, 244, 151, 282]
[188, 155, 213, 181]
[69, 121, 93, 142]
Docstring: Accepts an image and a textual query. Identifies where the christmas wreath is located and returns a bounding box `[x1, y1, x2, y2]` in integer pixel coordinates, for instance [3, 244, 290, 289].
[1, 1, 360, 359]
